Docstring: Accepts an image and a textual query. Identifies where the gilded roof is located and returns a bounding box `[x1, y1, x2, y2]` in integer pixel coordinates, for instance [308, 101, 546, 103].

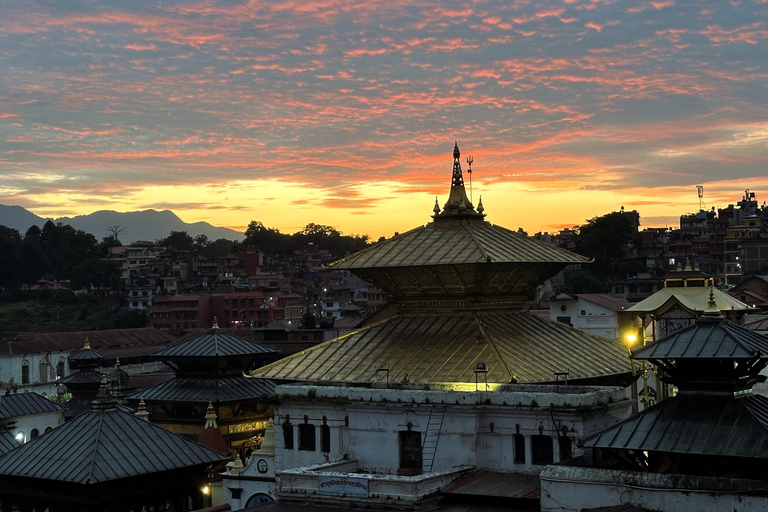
[625, 286, 751, 315]
[330, 221, 589, 270]
[250, 310, 631, 385]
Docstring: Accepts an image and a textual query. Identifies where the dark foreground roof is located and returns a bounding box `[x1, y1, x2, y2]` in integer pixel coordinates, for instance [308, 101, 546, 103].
[0, 392, 64, 419]
[583, 393, 768, 459]
[156, 329, 278, 359]
[0, 327, 175, 356]
[633, 314, 768, 360]
[0, 430, 19, 455]
[0, 408, 227, 484]
[128, 375, 276, 403]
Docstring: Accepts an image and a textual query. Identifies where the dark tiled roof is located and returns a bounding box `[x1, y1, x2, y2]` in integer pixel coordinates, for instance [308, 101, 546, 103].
[0, 431, 19, 455]
[0, 393, 64, 419]
[252, 311, 631, 384]
[583, 394, 768, 459]
[633, 315, 768, 360]
[575, 294, 632, 312]
[127, 375, 276, 403]
[0, 408, 228, 483]
[0, 327, 175, 356]
[68, 347, 105, 363]
[155, 329, 278, 359]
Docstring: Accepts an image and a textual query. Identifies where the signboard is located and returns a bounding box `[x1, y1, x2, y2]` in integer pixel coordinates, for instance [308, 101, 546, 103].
[585, 317, 610, 324]
[318, 476, 369, 497]
[228, 420, 269, 435]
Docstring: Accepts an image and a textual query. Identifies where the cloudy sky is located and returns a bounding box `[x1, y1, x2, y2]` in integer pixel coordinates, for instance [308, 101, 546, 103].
[2, 0, 767, 239]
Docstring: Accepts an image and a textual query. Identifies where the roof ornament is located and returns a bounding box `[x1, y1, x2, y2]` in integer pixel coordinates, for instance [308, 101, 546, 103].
[466, 154, 474, 204]
[433, 197, 440, 215]
[212, 317, 219, 330]
[136, 398, 150, 421]
[92, 376, 118, 411]
[204, 402, 218, 429]
[433, 142, 486, 221]
[477, 196, 484, 215]
[83, 337, 91, 350]
[703, 279, 721, 316]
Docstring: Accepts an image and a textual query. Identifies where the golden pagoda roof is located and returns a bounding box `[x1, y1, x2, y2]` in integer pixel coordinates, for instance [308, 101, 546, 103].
[625, 286, 752, 315]
[329, 143, 589, 302]
[250, 310, 631, 385]
[330, 220, 589, 270]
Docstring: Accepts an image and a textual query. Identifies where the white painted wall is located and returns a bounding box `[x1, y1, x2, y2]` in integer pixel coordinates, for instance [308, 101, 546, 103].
[274, 385, 631, 476]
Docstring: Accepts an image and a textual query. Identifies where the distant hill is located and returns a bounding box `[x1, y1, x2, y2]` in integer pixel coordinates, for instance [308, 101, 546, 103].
[0, 205, 243, 243]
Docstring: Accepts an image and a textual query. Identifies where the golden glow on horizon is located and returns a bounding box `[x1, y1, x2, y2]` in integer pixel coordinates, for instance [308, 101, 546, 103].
[19, 174, 768, 240]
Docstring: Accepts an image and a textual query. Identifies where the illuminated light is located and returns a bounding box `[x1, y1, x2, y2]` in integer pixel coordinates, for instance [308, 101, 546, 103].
[202, 485, 210, 495]
[14, 432, 24, 443]
[627, 334, 637, 345]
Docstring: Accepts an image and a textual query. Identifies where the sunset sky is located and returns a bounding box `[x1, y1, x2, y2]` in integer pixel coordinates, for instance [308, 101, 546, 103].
[2, 0, 768, 240]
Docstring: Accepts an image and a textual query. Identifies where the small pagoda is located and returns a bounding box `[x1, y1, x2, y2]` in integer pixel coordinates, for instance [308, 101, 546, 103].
[127, 319, 280, 455]
[584, 288, 768, 478]
[0, 379, 228, 512]
[59, 338, 117, 420]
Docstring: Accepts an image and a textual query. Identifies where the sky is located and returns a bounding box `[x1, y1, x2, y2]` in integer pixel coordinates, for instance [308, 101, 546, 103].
[2, 0, 768, 240]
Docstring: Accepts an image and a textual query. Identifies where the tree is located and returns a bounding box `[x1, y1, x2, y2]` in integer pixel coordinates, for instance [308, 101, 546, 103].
[158, 231, 194, 251]
[106, 225, 125, 243]
[565, 212, 644, 293]
[0, 226, 23, 292]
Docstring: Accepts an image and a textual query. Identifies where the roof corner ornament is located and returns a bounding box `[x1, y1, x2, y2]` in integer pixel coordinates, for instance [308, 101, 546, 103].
[477, 196, 484, 215]
[136, 398, 150, 421]
[433, 196, 441, 215]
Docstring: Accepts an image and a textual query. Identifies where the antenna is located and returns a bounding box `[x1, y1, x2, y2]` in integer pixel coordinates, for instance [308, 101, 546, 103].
[466, 155, 473, 204]
[697, 185, 705, 211]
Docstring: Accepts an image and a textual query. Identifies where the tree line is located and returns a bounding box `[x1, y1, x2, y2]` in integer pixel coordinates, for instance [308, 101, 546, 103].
[0, 220, 370, 294]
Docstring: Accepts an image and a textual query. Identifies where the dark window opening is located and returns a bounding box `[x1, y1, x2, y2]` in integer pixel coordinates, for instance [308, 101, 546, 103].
[399, 431, 422, 472]
[283, 421, 294, 450]
[298, 423, 316, 451]
[559, 436, 573, 460]
[513, 434, 525, 464]
[321, 424, 331, 453]
[532, 435, 553, 465]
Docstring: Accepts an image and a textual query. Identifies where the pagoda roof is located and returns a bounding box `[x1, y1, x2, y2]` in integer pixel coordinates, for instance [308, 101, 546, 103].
[127, 375, 276, 403]
[250, 310, 630, 385]
[156, 327, 278, 359]
[583, 393, 768, 460]
[0, 392, 63, 419]
[633, 313, 768, 360]
[625, 286, 751, 315]
[0, 407, 227, 484]
[329, 221, 589, 270]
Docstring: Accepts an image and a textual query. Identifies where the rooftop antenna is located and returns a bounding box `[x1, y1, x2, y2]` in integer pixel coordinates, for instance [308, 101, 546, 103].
[697, 185, 705, 211]
[466, 155, 473, 204]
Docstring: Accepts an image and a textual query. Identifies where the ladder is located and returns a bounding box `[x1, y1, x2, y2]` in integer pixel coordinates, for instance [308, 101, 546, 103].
[421, 407, 445, 472]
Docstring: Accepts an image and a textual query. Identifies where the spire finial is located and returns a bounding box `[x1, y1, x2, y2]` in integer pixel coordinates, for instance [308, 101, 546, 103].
[212, 317, 219, 330]
[453, 141, 460, 160]
[703, 279, 721, 316]
[433, 197, 440, 215]
[434, 142, 485, 221]
[477, 196, 484, 215]
[136, 398, 150, 421]
[204, 402, 218, 429]
[83, 337, 91, 350]
[92, 376, 118, 410]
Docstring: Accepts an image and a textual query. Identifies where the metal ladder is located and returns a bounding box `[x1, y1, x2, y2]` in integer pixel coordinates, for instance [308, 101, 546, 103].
[421, 407, 445, 472]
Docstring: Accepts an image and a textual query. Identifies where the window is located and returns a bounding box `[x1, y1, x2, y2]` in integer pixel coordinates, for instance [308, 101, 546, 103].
[298, 424, 316, 451]
[513, 434, 526, 464]
[531, 435, 553, 465]
[283, 420, 294, 449]
[399, 431, 422, 471]
[556, 316, 571, 326]
[21, 360, 30, 384]
[321, 424, 331, 453]
[39, 360, 48, 383]
[30, 429, 39, 439]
